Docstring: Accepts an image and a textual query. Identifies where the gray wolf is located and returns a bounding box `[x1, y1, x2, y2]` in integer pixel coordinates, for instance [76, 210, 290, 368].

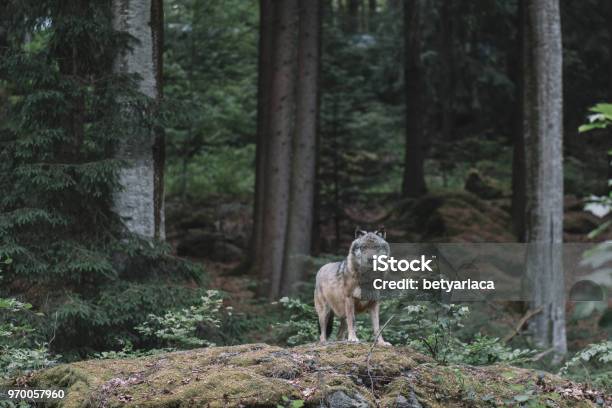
[314, 227, 391, 345]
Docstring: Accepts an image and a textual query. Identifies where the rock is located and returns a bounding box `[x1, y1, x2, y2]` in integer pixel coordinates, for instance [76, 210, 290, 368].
[464, 170, 503, 200]
[325, 390, 370, 408]
[13, 343, 610, 408]
[395, 391, 422, 408]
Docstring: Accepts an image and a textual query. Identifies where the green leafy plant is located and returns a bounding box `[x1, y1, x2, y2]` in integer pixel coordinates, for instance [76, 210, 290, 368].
[579, 103, 612, 237]
[273, 297, 319, 346]
[93, 339, 169, 360]
[277, 396, 305, 408]
[559, 341, 612, 392]
[0, 259, 56, 379]
[135, 290, 224, 348]
[394, 303, 468, 363]
[394, 304, 533, 365]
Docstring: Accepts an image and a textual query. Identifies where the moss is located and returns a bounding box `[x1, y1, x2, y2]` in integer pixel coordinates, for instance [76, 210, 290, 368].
[20, 343, 609, 408]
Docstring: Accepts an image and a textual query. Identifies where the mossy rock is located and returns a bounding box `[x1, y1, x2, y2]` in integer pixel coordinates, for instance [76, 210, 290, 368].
[13, 343, 610, 407]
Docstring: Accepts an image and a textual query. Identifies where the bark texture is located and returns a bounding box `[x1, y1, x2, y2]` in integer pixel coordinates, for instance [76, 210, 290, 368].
[522, 0, 566, 358]
[252, 0, 275, 273]
[259, 0, 299, 299]
[512, 0, 526, 241]
[151, 0, 165, 240]
[440, 0, 455, 141]
[402, 0, 427, 198]
[112, 0, 164, 239]
[281, 0, 321, 295]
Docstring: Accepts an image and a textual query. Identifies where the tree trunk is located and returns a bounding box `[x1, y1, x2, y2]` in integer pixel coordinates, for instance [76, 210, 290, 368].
[258, 0, 299, 299]
[347, 0, 359, 33]
[281, 0, 321, 295]
[402, 0, 426, 198]
[608, 0, 612, 193]
[112, 0, 164, 239]
[512, 0, 526, 241]
[522, 0, 567, 359]
[252, 0, 275, 273]
[151, 0, 165, 240]
[440, 0, 455, 141]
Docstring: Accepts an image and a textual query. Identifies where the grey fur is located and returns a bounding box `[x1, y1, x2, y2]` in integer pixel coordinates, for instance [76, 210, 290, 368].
[314, 230, 391, 345]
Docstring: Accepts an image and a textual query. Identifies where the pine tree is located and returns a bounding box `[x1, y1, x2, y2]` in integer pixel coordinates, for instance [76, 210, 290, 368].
[0, 0, 199, 353]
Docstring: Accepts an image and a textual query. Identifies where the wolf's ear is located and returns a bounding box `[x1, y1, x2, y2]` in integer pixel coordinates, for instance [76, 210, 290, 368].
[375, 226, 386, 239]
[355, 226, 367, 239]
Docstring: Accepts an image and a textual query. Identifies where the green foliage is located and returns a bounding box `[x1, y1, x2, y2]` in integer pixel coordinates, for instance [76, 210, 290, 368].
[578, 103, 612, 133]
[277, 396, 305, 408]
[0, 260, 56, 379]
[93, 339, 170, 360]
[273, 297, 533, 367]
[273, 297, 319, 346]
[390, 303, 533, 365]
[166, 145, 255, 198]
[0, 1, 204, 357]
[559, 341, 612, 392]
[163, 0, 258, 200]
[135, 290, 224, 348]
[392, 303, 468, 363]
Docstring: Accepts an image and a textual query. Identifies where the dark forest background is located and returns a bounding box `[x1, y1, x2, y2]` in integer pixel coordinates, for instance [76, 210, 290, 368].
[0, 0, 610, 394]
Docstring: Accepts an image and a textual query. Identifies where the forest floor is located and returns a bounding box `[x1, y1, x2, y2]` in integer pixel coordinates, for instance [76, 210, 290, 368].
[21, 342, 611, 407]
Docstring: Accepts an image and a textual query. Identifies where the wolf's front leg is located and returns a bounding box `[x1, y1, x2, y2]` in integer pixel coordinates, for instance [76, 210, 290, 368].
[370, 302, 391, 346]
[345, 297, 359, 342]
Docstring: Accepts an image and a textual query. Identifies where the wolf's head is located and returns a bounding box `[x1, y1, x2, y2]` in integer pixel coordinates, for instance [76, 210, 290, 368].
[349, 227, 390, 272]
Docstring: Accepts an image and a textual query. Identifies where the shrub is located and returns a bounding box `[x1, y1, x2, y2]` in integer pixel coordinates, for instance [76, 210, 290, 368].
[559, 341, 612, 393]
[0, 291, 56, 379]
[135, 290, 225, 348]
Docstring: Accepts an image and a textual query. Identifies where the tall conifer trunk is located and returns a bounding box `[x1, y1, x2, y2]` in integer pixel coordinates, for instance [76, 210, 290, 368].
[512, 0, 526, 241]
[440, 0, 454, 141]
[259, 0, 299, 299]
[252, 0, 275, 274]
[402, 0, 426, 198]
[281, 0, 321, 295]
[522, 0, 567, 359]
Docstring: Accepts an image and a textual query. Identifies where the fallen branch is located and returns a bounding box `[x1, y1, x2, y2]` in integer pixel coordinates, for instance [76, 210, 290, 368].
[366, 315, 395, 406]
[503, 306, 543, 343]
[531, 347, 555, 362]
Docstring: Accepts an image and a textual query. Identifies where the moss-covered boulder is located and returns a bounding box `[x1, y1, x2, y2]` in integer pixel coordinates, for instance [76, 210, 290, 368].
[12, 343, 610, 407]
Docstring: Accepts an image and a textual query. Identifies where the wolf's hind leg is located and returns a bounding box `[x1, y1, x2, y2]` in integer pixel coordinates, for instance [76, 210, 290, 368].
[315, 293, 331, 342]
[318, 309, 332, 342]
[336, 318, 347, 340]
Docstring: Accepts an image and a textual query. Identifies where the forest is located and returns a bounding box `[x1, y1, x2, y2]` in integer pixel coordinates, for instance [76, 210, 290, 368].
[0, 0, 611, 407]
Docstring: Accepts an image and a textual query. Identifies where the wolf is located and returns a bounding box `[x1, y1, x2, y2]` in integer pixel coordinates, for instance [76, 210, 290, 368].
[314, 227, 391, 345]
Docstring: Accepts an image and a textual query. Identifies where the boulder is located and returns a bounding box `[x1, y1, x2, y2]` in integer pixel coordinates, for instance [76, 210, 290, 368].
[464, 170, 503, 200]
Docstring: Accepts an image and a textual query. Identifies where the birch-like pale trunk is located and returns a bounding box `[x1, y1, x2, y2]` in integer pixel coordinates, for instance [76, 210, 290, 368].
[280, 0, 321, 296]
[112, 0, 165, 239]
[522, 0, 567, 359]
